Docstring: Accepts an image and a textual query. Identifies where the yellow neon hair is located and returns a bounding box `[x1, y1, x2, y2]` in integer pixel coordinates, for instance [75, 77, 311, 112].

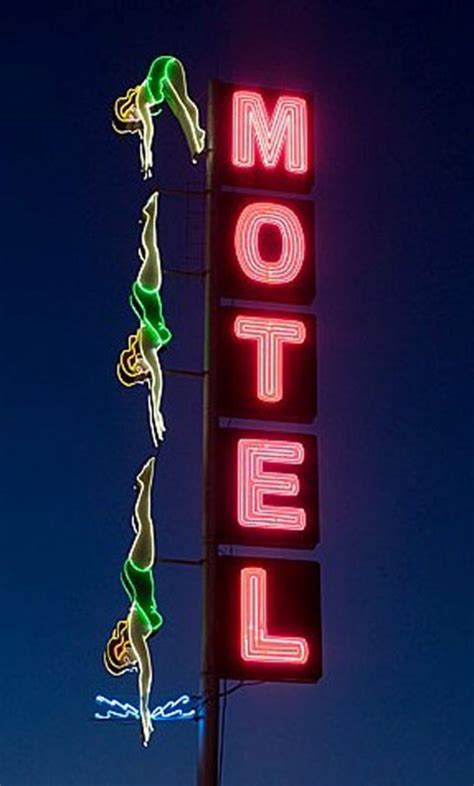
[117, 331, 149, 387]
[112, 86, 142, 135]
[103, 619, 136, 676]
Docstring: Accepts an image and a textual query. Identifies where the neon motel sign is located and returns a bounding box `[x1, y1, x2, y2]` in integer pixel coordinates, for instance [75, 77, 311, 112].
[210, 82, 322, 682]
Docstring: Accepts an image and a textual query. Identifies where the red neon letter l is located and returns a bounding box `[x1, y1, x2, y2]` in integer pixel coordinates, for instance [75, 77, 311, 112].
[241, 567, 309, 663]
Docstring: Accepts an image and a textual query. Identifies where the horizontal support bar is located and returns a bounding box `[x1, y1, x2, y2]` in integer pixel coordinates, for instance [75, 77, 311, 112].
[164, 368, 207, 379]
[164, 267, 208, 278]
[158, 557, 204, 567]
[153, 185, 209, 198]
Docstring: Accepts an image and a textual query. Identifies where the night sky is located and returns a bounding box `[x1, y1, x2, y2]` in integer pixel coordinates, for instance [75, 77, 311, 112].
[1, 1, 472, 785]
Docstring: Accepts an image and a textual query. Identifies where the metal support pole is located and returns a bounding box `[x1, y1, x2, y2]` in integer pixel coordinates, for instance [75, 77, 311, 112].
[198, 81, 220, 786]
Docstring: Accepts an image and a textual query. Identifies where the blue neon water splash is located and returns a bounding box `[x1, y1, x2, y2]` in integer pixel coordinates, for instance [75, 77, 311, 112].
[150, 694, 195, 720]
[95, 693, 195, 721]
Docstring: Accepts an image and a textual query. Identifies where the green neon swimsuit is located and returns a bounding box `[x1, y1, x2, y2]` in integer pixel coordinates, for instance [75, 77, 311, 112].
[142, 55, 178, 106]
[121, 558, 163, 633]
[130, 281, 172, 348]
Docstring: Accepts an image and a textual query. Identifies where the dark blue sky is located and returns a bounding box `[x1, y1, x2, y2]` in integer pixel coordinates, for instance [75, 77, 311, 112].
[0, 1, 471, 785]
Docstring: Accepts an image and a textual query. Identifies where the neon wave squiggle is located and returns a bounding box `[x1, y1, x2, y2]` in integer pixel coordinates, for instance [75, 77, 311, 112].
[94, 694, 195, 721]
[151, 694, 195, 721]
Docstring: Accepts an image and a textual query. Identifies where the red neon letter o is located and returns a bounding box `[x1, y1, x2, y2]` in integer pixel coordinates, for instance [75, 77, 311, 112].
[234, 203, 305, 285]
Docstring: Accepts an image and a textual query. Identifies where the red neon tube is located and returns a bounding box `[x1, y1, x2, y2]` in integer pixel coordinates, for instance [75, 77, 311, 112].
[232, 91, 308, 174]
[241, 567, 309, 664]
[234, 202, 305, 285]
[234, 315, 305, 403]
[237, 437, 306, 531]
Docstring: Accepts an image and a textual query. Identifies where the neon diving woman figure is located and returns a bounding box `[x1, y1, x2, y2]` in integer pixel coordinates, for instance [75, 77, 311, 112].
[113, 55, 206, 179]
[104, 456, 162, 746]
[117, 190, 170, 445]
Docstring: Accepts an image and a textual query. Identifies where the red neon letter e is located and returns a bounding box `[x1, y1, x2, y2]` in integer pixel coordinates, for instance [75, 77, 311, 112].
[234, 315, 305, 403]
[237, 438, 306, 530]
[232, 91, 308, 173]
[241, 567, 309, 663]
[235, 202, 305, 285]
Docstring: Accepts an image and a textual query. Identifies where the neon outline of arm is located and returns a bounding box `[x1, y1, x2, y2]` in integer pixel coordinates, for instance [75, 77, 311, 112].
[140, 330, 165, 445]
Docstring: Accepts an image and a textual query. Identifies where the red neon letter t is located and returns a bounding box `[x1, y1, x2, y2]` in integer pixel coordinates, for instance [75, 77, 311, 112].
[234, 315, 305, 403]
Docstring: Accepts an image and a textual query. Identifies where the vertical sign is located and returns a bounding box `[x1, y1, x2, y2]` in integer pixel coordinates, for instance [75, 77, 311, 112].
[208, 80, 321, 684]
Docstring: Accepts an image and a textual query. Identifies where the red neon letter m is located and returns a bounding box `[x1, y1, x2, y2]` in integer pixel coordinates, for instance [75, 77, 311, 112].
[232, 91, 308, 174]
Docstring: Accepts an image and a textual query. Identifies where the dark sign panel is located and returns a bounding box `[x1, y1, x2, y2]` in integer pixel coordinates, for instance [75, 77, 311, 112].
[211, 80, 315, 194]
[216, 306, 317, 423]
[211, 191, 315, 305]
[216, 556, 322, 682]
[208, 78, 322, 691]
[213, 428, 319, 549]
